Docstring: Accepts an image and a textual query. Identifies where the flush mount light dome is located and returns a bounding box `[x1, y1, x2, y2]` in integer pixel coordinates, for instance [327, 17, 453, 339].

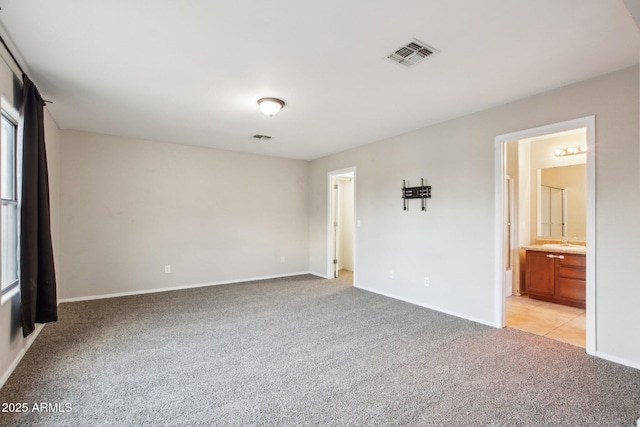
[257, 97, 285, 116]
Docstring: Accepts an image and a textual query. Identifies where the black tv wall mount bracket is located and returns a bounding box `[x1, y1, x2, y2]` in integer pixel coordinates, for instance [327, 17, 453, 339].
[402, 179, 431, 211]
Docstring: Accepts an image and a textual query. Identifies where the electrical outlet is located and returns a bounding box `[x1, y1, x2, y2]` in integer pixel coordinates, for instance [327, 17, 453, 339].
[424, 276, 430, 287]
[357, 220, 361, 227]
[164, 265, 171, 274]
[281, 256, 285, 263]
[389, 270, 394, 279]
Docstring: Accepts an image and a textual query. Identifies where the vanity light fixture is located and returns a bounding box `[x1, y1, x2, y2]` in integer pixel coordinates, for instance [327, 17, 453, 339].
[554, 145, 587, 157]
[257, 97, 285, 117]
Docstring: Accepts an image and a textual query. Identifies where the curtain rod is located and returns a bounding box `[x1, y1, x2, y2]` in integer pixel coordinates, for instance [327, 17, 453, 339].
[0, 32, 25, 77]
[0, 31, 53, 104]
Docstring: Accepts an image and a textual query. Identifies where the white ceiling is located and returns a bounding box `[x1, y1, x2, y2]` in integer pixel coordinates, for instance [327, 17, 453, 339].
[0, 1, 638, 160]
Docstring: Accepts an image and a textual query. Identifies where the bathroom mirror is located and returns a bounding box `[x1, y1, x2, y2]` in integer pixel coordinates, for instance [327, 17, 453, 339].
[536, 164, 586, 239]
[539, 185, 564, 237]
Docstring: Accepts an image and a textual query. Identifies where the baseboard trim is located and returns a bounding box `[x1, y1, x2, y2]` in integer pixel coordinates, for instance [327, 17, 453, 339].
[0, 324, 44, 389]
[594, 351, 640, 371]
[355, 284, 495, 327]
[59, 272, 316, 303]
[309, 271, 331, 279]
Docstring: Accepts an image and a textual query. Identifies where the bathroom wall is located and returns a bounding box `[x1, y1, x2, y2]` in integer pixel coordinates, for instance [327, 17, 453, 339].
[506, 141, 524, 293]
[338, 178, 354, 271]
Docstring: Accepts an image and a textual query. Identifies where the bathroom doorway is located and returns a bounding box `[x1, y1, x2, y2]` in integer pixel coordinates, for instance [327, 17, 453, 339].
[494, 116, 595, 355]
[328, 168, 356, 285]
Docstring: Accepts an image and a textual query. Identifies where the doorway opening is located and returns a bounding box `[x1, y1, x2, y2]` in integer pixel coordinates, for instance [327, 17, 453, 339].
[328, 168, 356, 285]
[494, 116, 595, 355]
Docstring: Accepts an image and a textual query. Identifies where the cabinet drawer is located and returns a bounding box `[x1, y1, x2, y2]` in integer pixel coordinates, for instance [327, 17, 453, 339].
[558, 266, 586, 281]
[558, 254, 585, 268]
[556, 277, 586, 301]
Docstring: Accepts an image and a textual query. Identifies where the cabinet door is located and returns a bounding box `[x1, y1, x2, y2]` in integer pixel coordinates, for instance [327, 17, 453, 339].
[526, 251, 555, 297]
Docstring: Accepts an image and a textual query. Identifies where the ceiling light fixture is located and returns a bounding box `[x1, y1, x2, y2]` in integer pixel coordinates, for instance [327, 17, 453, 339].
[554, 145, 587, 157]
[257, 97, 285, 117]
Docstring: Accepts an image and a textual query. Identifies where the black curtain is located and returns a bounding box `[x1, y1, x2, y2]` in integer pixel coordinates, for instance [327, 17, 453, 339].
[20, 74, 57, 337]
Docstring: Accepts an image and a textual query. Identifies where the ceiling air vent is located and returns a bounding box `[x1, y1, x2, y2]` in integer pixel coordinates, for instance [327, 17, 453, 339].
[252, 134, 272, 141]
[386, 39, 438, 67]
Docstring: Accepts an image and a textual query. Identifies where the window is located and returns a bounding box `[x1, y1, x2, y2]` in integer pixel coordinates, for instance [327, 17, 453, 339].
[1, 102, 19, 293]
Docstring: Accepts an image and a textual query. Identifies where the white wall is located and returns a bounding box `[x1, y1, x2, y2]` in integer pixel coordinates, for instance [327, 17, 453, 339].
[309, 66, 640, 367]
[59, 131, 310, 300]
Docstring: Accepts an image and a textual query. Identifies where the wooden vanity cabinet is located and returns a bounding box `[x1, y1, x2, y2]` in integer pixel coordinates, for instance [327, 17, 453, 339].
[525, 250, 586, 308]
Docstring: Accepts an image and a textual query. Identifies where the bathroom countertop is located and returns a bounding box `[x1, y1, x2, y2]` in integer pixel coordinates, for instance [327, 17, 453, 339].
[522, 244, 587, 255]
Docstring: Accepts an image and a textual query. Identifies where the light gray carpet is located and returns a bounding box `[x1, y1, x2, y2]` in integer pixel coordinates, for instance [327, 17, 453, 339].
[1, 274, 639, 426]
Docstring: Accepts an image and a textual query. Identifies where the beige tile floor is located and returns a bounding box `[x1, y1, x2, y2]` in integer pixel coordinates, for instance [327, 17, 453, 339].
[337, 269, 353, 284]
[506, 295, 586, 348]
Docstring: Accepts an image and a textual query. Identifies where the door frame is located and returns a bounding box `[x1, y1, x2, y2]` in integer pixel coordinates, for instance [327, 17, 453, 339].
[493, 116, 596, 355]
[327, 167, 357, 282]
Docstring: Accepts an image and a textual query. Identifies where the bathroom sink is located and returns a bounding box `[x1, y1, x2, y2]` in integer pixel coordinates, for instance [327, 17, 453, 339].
[542, 243, 586, 251]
